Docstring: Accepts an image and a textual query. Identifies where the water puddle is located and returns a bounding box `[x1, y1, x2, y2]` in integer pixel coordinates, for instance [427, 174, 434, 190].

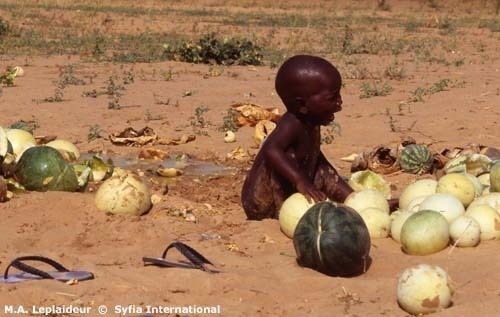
[82, 153, 237, 178]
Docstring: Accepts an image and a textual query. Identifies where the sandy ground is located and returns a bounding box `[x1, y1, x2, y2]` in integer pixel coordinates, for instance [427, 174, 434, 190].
[0, 1, 499, 316]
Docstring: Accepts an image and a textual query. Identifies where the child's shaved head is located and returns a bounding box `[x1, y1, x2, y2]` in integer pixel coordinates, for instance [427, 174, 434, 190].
[275, 55, 341, 111]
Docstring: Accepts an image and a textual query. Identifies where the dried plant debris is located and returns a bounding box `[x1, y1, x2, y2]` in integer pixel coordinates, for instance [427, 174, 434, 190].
[231, 103, 281, 127]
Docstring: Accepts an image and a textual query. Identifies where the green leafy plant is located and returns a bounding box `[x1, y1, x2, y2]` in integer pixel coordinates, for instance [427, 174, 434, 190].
[0, 17, 9, 37]
[342, 26, 392, 55]
[163, 33, 263, 66]
[59, 64, 86, 86]
[43, 82, 65, 102]
[218, 109, 240, 132]
[105, 75, 125, 109]
[0, 67, 16, 86]
[91, 36, 106, 60]
[407, 79, 464, 103]
[144, 110, 164, 122]
[384, 60, 407, 80]
[479, 18, 500, 32]
[87, 124, 103, 142]
[43, 64, 86, 102]
[359, 81, 393, 98]
[189, 106, 212, 135]
[376, 0, 391, 11]
[122, 69, 135, 84]
[404, 17, 423, 32]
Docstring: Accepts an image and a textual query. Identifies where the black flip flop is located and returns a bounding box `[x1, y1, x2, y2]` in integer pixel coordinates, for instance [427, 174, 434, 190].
[0, 256, 94, 283]
[143, 241, 219, 273]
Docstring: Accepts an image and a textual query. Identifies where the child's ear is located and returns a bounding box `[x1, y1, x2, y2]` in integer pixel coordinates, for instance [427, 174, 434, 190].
[295, 97, 308, 114]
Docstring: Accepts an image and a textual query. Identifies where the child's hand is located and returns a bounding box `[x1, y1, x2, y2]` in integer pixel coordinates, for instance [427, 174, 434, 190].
[296, 179, 327, 204]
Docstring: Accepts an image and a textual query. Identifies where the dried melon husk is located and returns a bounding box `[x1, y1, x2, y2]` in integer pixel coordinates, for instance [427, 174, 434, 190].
[348, 170, 392, 199]
[444, 154, 492, 176]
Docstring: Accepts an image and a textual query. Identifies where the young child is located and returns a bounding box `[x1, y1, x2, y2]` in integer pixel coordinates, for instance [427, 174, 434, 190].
[241, 55, 355, 220]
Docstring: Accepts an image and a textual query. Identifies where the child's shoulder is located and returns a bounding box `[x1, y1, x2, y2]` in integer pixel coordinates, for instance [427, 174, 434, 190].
[277, 111, 301, 127]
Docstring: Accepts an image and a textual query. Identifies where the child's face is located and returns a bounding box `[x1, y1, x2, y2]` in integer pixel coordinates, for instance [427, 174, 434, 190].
[301, 71, 342, 126]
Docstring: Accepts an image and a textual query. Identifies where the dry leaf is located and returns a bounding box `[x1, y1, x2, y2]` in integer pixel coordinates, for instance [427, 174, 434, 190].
[367, 146, 400, 174]
[340, 153, 359, 162]
[34, 135, 57, 145]
[157, 134, 196, 145]
[226, 243, 240, 252]
[227, 146, 250, 161]
[254, 120, 276, 147]
[231, 103, 281, 127]
[110, 127, 157, 146]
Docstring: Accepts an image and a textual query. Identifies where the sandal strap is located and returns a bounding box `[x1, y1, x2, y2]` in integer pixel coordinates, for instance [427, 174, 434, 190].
[159, 241, 216, 273]
[162, 241, 213, 265]
[142, 257, 199, 269]
[4, 256, 69, 280]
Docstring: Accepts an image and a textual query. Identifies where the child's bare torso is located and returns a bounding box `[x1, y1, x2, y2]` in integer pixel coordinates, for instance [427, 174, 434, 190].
[282, 120, 321, 179]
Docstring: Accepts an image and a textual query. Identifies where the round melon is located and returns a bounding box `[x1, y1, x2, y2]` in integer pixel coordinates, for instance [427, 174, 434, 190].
[490, 161, 500, 193]
[397, 264, 453, 315]
[390, 210, 414, 243]
[348, 170, 392, 199]
[6, 128, 36, 160]
[95, 173, 152, 216]
[399, 179, 437, 210]
[436, 173, 476, 207]
[14, 146, 79, 192]
[400, 210, 450, 255]
[399, 144, 433, 175]
[467, 192, 500, 212]
[357, 207, 391, 239]
[449, 215, 481, 247]
[344, 189, 389, 214]
[418, 193, 465, 223]
[279, 193, 314, 238]
[465, 203, 500, 240]
[464, 173, 484, 197]
[12, 66, 24, 77]
[293, 201, 371, 277]
[46, 139, 80, 161]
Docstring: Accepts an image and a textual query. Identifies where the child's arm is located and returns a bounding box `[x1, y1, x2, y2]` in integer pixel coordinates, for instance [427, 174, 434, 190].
[316, 152, 353, 202]
[262, 115, 327, 203]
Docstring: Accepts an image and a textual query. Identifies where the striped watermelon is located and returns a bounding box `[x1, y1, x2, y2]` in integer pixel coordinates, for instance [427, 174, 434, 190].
[14, 146, 78, 192]
[293, 201, 371, 277]
[400, 144, 433, 174]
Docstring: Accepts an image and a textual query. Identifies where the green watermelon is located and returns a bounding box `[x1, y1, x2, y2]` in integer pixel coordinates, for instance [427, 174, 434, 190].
[400, 144, 433, 174]
[15, 146, 78, 192]
[293, 201, 371, 277]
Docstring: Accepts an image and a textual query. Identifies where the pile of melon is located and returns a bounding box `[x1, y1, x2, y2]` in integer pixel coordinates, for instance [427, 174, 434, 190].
[280, 154, 499, 315]
[0, 125, 152, 216]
